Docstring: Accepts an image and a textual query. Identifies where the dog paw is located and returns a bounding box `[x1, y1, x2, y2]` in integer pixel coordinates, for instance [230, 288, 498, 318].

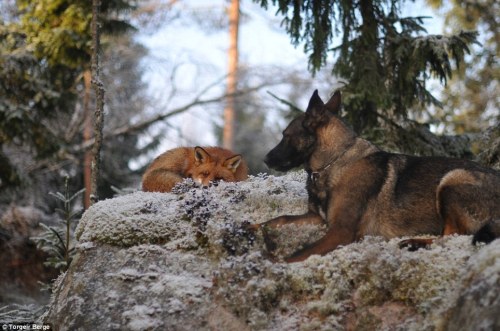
[472, 221, 499, 245]
[398, 238, 434, 251]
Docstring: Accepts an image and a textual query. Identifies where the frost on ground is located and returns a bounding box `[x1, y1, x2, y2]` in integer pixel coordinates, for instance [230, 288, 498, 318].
[43, 171, 500, 331]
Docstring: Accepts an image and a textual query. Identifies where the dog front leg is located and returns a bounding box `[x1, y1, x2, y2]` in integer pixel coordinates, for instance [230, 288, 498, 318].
[285, 227, 355, 263]
[248, 211, 325, 259]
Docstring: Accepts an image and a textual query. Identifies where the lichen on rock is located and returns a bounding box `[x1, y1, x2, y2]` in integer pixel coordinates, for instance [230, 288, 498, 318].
[44, 171, 500, 330]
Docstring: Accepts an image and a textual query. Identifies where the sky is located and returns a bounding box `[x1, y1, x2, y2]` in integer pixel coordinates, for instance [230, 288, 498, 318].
[137, 0, 309, 151]
[136, 0, 445, 155]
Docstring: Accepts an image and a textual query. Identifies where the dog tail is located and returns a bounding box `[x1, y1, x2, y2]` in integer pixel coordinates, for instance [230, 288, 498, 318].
[472, 219, 500, 245]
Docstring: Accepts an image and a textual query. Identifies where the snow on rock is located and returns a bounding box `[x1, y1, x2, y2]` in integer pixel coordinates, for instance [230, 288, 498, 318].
[43, 171, 500, 330]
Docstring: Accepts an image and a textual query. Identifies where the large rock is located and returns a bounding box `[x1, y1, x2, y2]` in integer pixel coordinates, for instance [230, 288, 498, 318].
[442, 242, 500, 331]
[42, 172, 500, 330]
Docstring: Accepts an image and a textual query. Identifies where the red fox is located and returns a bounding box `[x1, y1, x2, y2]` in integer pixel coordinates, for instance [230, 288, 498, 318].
[142, 146, 248, 193]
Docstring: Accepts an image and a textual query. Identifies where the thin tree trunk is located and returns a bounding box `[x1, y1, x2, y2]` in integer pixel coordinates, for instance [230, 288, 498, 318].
[82, 70, 92, 209]
[223, 0, 240, 150]
[90, 0, 105, 206]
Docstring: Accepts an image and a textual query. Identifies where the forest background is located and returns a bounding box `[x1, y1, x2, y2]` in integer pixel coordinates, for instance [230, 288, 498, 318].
[1, 0, 498, 212]
[0, 0, 498, 304]
[0, 0, 498, 312]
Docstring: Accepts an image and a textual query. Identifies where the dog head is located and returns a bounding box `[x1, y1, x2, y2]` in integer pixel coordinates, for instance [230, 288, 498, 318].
[264, 90, 341, 171]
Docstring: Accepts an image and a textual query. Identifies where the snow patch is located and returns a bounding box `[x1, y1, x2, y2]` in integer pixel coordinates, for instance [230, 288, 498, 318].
[122, 304, 163, 331]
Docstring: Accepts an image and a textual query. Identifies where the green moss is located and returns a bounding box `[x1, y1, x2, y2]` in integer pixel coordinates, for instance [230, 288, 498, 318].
[72, 279, 86, 295]
[195, 231, 209, 248]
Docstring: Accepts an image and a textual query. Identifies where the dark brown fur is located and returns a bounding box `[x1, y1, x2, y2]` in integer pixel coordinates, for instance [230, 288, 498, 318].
[255, 90, 500, 262]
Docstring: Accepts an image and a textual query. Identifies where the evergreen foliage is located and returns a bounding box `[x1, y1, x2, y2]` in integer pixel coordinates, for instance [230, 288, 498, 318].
[16, 0, 135, 69]
[427, 0, 499, 134]
[255, 0, 478, 137]
[31, 177, 84, 272]
[0, 1, 154, 208]
[0, 26, 77, 187]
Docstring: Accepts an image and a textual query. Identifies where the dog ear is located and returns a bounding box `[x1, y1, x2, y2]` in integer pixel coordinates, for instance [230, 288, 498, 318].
[306, 90, 324, 110]
[194, 146, 211, 164]
[305, 89, 326, 120]
[224, 155, 242, 173]
[304, 90, 329, 131]
[325, 91, 341, 114]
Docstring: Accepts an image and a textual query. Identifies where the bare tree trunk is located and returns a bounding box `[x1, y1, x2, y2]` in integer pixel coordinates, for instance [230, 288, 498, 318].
[223, 0, 240, 150]
[90, 0, 105, 206]
[82, 70, 92, 209]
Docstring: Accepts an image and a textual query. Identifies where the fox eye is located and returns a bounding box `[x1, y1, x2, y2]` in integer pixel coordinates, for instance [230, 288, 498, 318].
[214, 177, 223, 181]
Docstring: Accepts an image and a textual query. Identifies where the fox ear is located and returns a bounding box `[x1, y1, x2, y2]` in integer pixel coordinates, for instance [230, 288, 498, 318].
[325, 91, 341, 114]
[224, 155, 242, 173]
[194, 146, 211, 164]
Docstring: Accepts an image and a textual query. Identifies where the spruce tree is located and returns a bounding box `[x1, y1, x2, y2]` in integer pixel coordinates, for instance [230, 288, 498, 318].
[0, 1, 153, 208]
[255, 0, 478, 152]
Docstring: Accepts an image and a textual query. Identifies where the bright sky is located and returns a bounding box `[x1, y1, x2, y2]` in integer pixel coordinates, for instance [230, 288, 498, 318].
[137, 0, 444, 155]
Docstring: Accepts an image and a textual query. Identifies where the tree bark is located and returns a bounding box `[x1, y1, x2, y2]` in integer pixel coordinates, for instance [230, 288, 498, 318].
[82, 70, 92, 209]
[90, 0, 105, 206]
[223, 0, 240, 150]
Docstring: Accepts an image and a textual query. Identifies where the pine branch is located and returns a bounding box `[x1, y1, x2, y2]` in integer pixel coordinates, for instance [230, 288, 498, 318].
[266, 91, 303, 115]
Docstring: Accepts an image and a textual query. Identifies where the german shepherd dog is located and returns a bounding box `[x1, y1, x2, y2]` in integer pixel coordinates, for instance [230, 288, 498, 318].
[254, 90, 500, 263]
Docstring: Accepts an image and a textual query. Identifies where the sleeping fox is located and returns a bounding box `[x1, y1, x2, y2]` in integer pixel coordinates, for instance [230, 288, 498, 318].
[142, 146, 248, 193]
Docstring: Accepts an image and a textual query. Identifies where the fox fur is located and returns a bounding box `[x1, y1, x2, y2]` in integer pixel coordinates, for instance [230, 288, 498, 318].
[142, 146, 248, 193]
